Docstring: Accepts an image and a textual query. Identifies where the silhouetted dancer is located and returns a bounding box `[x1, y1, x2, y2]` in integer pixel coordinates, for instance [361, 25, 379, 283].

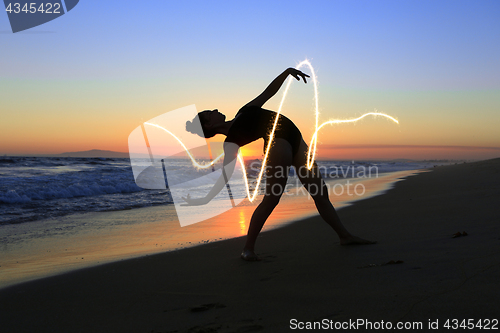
[184, 67, 375, 261]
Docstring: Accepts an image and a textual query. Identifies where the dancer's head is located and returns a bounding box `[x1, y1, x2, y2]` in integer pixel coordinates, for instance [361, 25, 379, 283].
[186, 109, 226, 138]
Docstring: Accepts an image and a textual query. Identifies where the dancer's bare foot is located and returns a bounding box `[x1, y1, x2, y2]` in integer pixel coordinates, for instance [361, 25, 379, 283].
[340, 235, 377, 246]
[240, 248, 260, 261]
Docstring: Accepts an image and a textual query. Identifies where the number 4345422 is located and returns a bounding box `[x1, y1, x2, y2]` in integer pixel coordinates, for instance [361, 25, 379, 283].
[6, 3, 62, 14]
[444, 319, 498, 330]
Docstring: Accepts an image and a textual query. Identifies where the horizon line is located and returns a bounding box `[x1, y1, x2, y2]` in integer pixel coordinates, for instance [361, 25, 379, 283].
[2, 144, 500, 156]
[319, 144, 500, 150]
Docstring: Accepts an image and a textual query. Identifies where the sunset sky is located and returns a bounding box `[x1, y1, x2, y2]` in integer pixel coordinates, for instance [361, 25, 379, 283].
[1, 1, 499, 160]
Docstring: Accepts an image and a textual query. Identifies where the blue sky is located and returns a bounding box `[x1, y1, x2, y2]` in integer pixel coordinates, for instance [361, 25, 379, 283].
[1, 0, 499, 158]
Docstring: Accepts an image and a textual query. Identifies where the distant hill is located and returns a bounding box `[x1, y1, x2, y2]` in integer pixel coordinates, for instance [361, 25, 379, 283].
[56, 149, 129, 158]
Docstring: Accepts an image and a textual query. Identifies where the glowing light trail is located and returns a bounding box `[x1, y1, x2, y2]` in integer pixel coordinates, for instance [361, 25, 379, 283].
[249, 60, 399, 201]
[145, 60, 399, 202]
[144, 122, 225, 169]
[306, 111, 399, 169]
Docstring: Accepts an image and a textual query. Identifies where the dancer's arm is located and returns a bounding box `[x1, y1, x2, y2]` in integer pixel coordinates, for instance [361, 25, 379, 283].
[244, 67, 309, 108]
[181, 143, 239, 206]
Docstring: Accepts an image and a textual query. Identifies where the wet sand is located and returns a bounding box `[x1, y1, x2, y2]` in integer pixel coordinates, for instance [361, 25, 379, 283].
[0, 170, 414, 289]
[1, 159, 499, 332]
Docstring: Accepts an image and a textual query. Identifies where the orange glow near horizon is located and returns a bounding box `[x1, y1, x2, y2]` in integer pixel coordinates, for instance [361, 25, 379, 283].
[1, 67, 499, 161]
[141, 60, 400, 202]
[315, 145, 500, 161]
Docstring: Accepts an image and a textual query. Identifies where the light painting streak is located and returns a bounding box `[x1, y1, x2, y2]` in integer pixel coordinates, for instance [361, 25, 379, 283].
[306, 111, 399, 169]
[145, 60, 399, 202]
[144, 122, 225, 169]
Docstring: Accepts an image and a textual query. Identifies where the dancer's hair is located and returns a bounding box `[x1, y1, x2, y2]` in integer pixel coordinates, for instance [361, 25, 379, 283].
[185, 110, 217, 138]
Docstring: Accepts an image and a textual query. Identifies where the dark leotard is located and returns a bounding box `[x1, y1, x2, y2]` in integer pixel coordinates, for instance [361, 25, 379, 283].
[225, 105, 303, 157]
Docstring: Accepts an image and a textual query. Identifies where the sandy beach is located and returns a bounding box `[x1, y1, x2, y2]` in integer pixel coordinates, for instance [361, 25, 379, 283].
[1, 159, 499, 332]
[0, 170, 414, 289]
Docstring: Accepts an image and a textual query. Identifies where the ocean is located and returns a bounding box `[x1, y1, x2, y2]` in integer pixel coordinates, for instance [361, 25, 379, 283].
[0, 156, 437, 226]
[0, 156, 443, 288]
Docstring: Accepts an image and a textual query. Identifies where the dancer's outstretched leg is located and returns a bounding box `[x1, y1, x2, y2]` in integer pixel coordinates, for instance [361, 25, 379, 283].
[292, 140, 375, 245]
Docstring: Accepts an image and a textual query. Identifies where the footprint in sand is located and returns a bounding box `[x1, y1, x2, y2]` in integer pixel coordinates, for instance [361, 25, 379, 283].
[452, 231, 468, 238]
[234, 325, 264, 332]
[189, 303, 226, 313]
[260, 268, 284, 282]
[357, 260, 404, 269]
